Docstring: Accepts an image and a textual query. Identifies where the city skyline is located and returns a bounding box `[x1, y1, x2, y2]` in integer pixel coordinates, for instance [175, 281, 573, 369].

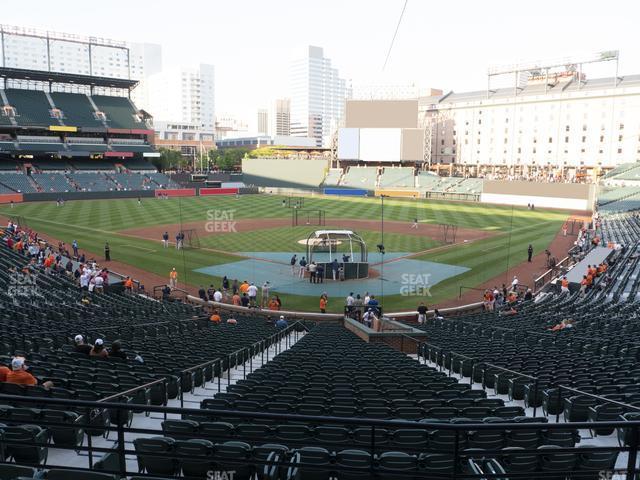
[3, 0, 639, 128]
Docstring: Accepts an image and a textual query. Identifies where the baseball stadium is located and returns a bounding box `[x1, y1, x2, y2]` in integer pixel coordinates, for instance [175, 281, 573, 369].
[0, 20, 639, 480]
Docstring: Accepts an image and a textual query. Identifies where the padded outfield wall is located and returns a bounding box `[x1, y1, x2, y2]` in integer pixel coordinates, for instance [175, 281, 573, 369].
[242, 158, 328, 189]
[481, 181, 595, 211]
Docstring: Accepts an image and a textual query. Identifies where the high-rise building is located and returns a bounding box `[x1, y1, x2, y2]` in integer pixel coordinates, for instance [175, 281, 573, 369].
[257, 108, 269, 135]
[146, 64, 215, 132]
[0, 24, 161, 106]
[289, 46, 350, 147]
[272, 98, 291, 136]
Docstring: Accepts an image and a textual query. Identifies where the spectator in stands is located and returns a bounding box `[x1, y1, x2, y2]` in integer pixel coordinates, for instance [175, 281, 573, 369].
[104, 242, 110, 262]
[232, 279, 239, 295]
[247, 283, 258, 307]
[345, 292, 355, 314]
[267, 296, 280, 310]
[227, 318, 238, 325]
[363, 308, 377, 328]
[290, 255, 297, 275]
[169, 268, 178, 289]
[240, 293, 250, 307]
[367, 295, 379, 314]
[0, 363, 10, 382]
[7, 357, 53, 389]
[417, 302, 428, 324]
[524, 288, 533, 301]
[511, 276, 519, 289]
[261, 281, 270, 308]
[561, 276, 569, 293]
[162, 284, 172, 300]
[108, 341, 128, 360]
[198, 286, 207, 301]
[527, 244, 533, 262]
[94, 274, 104, 293]
[274, 295, 282, 309]
[319, 293, 328, 313]
[72, 239, 79, 257]
[239, 280, 249, 295]
[276, 315, 288, 329]
[299, 257, 307, 278]
[483, 290, 494, 312]
[232, 291, 241, 306]
[74, 335, 92, 355]
[90, 339, 108, 358]
[124, 276, 133, 293]
[434, 309, 444, 320]
[222, 276, 230, 292]
[213, 287, 223, 303]
[209, 310, 222, 324]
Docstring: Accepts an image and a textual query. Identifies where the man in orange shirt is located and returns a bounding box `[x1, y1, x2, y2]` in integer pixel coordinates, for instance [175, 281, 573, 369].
[209, 310, 221, 324]
[124, 276, 134, 293]
[0, 363, 10, 382]
[6, 357, 53, 389]
[239, 281, 249, 295]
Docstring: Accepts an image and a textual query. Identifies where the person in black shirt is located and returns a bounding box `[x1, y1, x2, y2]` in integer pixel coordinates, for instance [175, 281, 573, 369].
[108, 341, 128, 361]
[417, 302, 428, 324]
[104, 242, 111, 261]
[73, 335, 92, 355]
[240, 293, 250, 307]
[198, 286, 207, 301]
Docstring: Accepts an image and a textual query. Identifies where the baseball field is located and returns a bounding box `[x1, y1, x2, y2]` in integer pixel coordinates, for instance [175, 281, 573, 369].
[0, 194, 573, 312]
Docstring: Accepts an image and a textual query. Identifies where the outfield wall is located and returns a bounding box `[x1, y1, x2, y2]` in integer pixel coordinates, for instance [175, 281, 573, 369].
[0, 193, 23, 204]
[242, 158, 328, 188]
[324, 188, 368, 196]
[375, 189, 419, 198]
[481, 181, 594, 211]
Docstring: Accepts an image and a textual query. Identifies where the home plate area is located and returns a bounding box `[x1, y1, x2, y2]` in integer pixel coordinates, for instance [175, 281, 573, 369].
[194, 252, 469, 297]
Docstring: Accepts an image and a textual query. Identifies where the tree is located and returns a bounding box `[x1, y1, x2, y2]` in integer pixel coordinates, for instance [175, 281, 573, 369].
[154, 148, 187, 171]
[208, 147, 249, 171]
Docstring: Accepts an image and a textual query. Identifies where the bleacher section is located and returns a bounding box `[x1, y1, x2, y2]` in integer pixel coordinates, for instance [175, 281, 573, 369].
[598, 187, 640, 213]
[16, 135, 63, 153]
[417, 171, 441, 189]
[3, 90, 57, 127]
[31, 173, 72, 193]
[321, 168, 343, 186]
[68, 172, 116, 192]
[91, 95, 145, 130]
[110, 172, 154, 191]
[70, 159, 116, 171]
[66, 137, 108, 153]
[379, 167, 415, 188]
[341, 166, 378, 189]
[0, 173, 38, 193]
[49, 91, 104, 129]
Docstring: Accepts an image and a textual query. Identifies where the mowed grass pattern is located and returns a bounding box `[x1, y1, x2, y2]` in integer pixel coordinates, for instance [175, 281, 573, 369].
[0, 195, 568, 311]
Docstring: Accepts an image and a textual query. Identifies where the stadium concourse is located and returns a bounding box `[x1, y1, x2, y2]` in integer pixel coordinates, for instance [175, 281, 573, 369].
[0, 192, 637, 479]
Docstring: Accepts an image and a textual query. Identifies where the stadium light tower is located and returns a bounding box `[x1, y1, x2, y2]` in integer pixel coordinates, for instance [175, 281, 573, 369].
[486, 51, 620, 98]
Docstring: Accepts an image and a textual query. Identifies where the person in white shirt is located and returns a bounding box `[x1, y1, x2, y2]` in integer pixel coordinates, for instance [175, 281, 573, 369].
[511, 276, 519, 289]
[364, 292, 371, 305]
[80, 272, 91, 290]
[247, 283, 258, 307]
[213, 289, 223, 302]
[363, 308, 377, 328]
[94, 275, 104, 293]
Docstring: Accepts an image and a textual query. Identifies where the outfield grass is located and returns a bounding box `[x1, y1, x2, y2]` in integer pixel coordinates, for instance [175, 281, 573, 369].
[0, 195, 568, 312]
